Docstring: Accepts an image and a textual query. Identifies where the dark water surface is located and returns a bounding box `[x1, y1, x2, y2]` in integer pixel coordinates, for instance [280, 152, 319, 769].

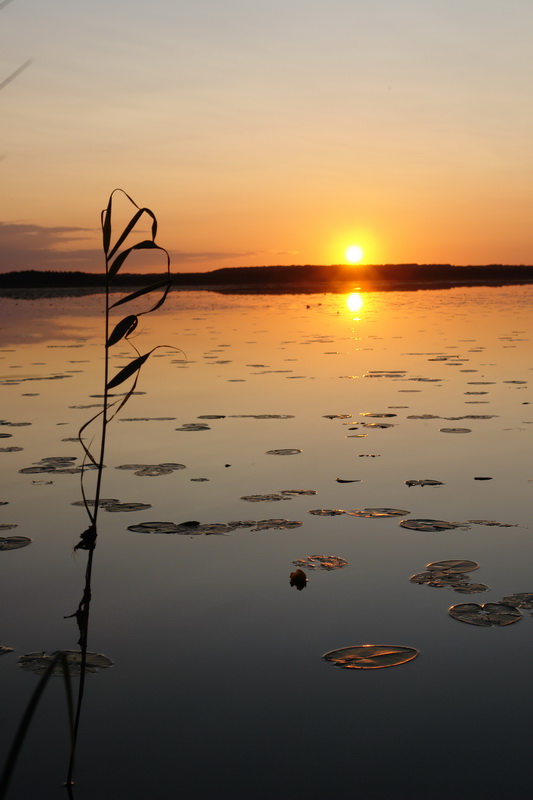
[1, 286, 532, 799]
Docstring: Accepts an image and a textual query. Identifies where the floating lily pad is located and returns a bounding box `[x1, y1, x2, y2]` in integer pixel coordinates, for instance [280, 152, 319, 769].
[19, 650, 114, 676]
[241, 494, 290, 502]
[323, 644, 419, 669]
[440, 428, 472, 433]
[116, 463, 186, 477]
[427, 559, 479, 573]
[0, 524, 19, 532]
[251, 519, 303, 531]
[0, 447, 23, 452]
[0, 536, 31, 550]
[405, 479, 444, 487]
[280, 489, 317, 495]
[175, 423, 211, 432]
[289, 569, 307, 590]
[323, 414, 352, 419]
[309, 509, 345, 516]
[347, 508, 409, 518]
[448, 603, 521, 627]
[466, 519, 517, 528]
[500, 593, 533, 610]
[360, 412, 397, 418]
[452, 583, 491, 594]
[474, 476, 493, 481]
[197, 415, 226, 419]
[265, 449, 302, 456]
[0, 644, 14, 655]
[400, 519, 459, 531]
[362, 422, 394, 429]
[292, 555, 348, 571]
[335, 478, 361, 483]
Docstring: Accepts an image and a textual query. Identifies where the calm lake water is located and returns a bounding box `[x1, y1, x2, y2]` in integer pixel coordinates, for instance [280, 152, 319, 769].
[1, 284, 532, 799]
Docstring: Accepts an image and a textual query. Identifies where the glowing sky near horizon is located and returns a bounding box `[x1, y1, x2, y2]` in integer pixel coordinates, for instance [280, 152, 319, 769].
[2, 0, 533, 273]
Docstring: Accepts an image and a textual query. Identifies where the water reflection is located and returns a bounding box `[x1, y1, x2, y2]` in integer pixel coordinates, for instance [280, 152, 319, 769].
[346, 291, 364, 314]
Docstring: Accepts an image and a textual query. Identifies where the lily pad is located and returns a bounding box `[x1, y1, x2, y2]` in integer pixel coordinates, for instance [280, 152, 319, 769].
[0, 644, 14, 655]
[452, 583, 491, 594]
[280, 489, 317, 495]
[0, 536, 31, 550]
[347, 508, 409, 518]
[116, 463, 186, 477]
[19, 650, 114, 676]
[440, 428, 472, 433]
[175, 423, 211, 431]
[400, 519, 459, 531]
[251, 519, 303, 531]
[323, 414, 352, 419]
[241, 494, 290, 502]
[405, 479, 444, 487]
[0, 447, 23, 452]
[0, 524, 18, 532]
[292, 555, 348, 571]
[265, 449, 302, 456]
[309, 509, 345, 516]
[335, 478, 361, 483]
[323, 644, 419, 669]
[360, 413, 397, 418]
[427, 559, 479, 573]
[448, 603, 521, 627]
[500, 593, 533, 610]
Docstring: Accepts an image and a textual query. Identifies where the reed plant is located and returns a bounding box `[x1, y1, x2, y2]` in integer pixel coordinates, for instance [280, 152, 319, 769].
[0, 189, 173, 798]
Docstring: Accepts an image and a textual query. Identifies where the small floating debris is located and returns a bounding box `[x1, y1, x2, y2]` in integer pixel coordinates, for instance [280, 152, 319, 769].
[448, 603, 521, 627]
[323, 644, 419, 670]
[400, 519, 459, 532]
[405, 479, 444, 487]
[289, 569, 307, 590]
[265, 449, 302, 456]
[0, 535, 31, 550]
[116, 463, 186, 477]
[440, 428, 472, 434]
[190, 477, 209, 482]
[292, 555, 348, 571]
[335, 478, 361, 483]
[357, 454, 380, 457]
[19, 650, 114, 676]
[348, 508, 410, 518]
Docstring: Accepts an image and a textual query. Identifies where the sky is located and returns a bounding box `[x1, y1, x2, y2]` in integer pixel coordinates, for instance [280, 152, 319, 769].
[2, 0, 533, 273]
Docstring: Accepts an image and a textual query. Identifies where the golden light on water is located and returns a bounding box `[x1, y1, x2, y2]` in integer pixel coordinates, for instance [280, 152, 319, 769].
[345, 245, 364, 264]
[346, 292, 364, 313]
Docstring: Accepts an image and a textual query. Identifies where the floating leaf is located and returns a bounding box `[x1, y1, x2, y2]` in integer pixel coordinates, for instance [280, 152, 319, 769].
[449, 603, 521, 627]
[347, 508, 409, 518]
[400, 519, 459, 531]
[500, 593, 533, 609]
[452, 583, 490, 594]
[0, 644, 14, 655]
[323, 644, 419, 669]
[474, 476, 493, 481]
[0, 524, 18, 532]
[405, 479, 444, 487]
[289, 569, 307, 590]
[251, 519, 303, 530]
[335, 478, 361, 483]
[309, 509, 345, 516]
[440, 428, 472, 433]
[292, 555, 348, 571]
[175, 423, 211, 431]
[265, 449, 302, 455]
[116, 462, 185, 477]
[280, 489, 317, 495]
[19, 650, 114, 676]
[360, 412, 397, 418]
[241, 494, 290, 502]
[323, 414, 352, 419]
[0, 535, 31, 550]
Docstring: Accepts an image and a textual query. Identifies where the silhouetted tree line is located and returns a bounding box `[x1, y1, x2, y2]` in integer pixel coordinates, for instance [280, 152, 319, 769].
[1, 264, 533, 293]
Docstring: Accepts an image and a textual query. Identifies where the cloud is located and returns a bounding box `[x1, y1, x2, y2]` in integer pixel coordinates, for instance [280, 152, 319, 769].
[0, 222, 101, 272]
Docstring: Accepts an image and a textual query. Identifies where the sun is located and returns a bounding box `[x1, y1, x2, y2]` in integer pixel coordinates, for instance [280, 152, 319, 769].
[345, 245, 364, 264]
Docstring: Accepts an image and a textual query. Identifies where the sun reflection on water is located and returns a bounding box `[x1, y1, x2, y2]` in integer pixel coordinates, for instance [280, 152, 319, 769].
[346, 291, 364, 316]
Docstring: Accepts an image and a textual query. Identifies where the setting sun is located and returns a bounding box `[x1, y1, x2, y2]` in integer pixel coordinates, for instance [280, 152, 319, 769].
[346, 245, 364, 264]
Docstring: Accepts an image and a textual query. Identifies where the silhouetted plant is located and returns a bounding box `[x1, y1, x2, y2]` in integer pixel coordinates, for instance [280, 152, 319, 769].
[0, 190, 173, 798]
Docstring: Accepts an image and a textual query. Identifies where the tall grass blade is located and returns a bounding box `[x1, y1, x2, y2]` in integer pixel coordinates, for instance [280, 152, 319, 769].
[107, 239, 160, 280]
[106, 315, 138, 348]
[109, 277, 170, 310]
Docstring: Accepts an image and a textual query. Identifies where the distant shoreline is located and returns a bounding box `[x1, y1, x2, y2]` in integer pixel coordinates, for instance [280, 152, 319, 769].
[1, 264, 533, 298]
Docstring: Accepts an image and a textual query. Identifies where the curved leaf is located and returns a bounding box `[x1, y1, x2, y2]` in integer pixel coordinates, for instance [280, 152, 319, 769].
[106, 315, 138, 348]
[109, 278, 170, 310]
[106, 352, 151, 390]
[107, 239, 159, 280]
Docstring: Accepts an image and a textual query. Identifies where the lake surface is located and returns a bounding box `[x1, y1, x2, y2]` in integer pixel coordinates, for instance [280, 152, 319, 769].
[1, 285, 532, 799]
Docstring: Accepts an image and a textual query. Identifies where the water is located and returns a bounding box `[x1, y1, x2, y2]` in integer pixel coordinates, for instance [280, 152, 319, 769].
[1, 285, 532, 799]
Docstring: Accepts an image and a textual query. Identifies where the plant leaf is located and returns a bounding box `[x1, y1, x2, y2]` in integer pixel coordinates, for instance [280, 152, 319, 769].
[323, 644, 419, 669]
[106, 352, 151, 390]
[109, 278, 170, 310]
[107, 209, 157, 262]
[106, 315, 138, 348]
[107, 239, 159, 280]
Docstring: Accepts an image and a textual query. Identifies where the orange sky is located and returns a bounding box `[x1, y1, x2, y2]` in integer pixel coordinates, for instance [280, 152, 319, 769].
[2, 0, 533, 272]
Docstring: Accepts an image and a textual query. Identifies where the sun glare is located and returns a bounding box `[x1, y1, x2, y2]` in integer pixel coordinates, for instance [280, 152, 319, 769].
[345, 245, 364, 264]
[347, 292, 364, 312]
